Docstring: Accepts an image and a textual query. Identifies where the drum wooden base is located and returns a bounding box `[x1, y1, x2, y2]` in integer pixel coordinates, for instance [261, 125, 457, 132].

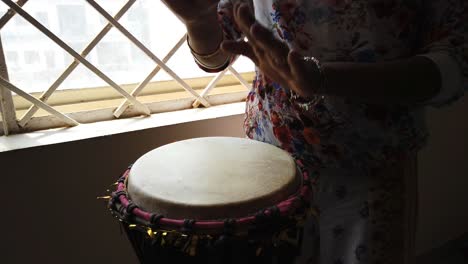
[124, 225, 301, 264]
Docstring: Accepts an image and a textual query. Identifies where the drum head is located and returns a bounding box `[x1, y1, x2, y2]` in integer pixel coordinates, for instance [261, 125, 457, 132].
[127, 137, 299, 220]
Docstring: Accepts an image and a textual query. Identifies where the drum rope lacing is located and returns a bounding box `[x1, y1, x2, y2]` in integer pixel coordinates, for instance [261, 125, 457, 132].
[108, 159, 315, 230]
[103, 158, 318, 257]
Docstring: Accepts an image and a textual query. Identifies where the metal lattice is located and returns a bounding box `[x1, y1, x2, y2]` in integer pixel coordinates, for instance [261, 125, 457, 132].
[0, 0, 251, 135]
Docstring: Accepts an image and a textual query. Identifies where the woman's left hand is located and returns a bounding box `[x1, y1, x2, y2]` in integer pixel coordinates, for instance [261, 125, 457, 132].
[221, 2, 320, 99]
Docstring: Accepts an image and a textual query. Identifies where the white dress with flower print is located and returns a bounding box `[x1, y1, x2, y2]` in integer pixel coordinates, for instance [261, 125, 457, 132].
[208, 1, 468, 263]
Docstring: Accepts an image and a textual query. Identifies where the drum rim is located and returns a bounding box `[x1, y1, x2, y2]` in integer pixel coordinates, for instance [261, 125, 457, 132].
[107, 158, 315, 235]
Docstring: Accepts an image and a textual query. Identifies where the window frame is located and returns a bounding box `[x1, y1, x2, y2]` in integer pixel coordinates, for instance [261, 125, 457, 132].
[0, 37, 19, 136]
[0, 0, 253, 136]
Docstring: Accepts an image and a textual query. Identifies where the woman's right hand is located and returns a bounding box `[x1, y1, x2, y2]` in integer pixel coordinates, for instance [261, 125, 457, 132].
[161, 0, 220, 25]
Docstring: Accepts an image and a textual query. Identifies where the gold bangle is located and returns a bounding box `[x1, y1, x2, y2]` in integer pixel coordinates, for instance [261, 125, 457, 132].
[187, 34, 230, 70]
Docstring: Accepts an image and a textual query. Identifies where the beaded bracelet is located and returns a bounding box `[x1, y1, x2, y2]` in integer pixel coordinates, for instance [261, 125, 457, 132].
[290, 56, 326, 111]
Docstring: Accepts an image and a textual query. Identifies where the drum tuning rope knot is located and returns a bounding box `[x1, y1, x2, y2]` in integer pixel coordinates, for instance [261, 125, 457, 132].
[111, 190, 127, 205]
[181, 219, 196, 234]
[150, 214, 164, 229]
[125, 202, 139, 219]
[223, 219, 236, 236]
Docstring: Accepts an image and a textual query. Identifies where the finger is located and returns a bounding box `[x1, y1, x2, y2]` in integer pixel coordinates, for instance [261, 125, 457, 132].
[251, 23, 289, 59]
[221, 40, 259, 64]
[234, 3, 256, 41]
[233, 3, 271, 62]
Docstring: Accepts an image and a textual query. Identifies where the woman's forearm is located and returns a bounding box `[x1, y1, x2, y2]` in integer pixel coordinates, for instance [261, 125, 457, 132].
[185, 15, 230, 68]
[321, 56, 441, 105]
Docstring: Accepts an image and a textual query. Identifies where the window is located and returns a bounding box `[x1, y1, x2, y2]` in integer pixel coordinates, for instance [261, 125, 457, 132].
[24, 50, 40, 65]
[57, 5, 87, 38]
[0, 0, 254, 136]
[35, 11, 49, 28]
[5, 51, 18, 67]
[97, 42, 130, 69]
[44, 50, 55, 68]
[14, 14, 27, 26]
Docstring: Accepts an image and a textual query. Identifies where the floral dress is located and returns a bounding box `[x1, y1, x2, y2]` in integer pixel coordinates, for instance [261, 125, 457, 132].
[200, 0, 468, 263]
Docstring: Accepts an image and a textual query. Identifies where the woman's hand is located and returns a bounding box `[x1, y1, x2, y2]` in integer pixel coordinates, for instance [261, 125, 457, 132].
[161, 0, 219, 25]
[220, 3, 442, 105]
[221, 3, 321, 99]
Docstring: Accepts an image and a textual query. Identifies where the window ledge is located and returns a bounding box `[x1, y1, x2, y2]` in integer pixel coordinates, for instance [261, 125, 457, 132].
[0, 102, 246, 153]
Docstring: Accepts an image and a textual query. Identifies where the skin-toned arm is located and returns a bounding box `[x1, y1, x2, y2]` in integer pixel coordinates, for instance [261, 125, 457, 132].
[185, 17, 232, 68]
[185, 15, 223, 55]
[161, 0, 229, 67]
[221, 3, 441, 105]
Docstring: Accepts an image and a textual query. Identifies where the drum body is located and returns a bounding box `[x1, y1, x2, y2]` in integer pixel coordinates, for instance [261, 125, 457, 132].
[107, 137, 314, 264]
[123, 224, 300, 264]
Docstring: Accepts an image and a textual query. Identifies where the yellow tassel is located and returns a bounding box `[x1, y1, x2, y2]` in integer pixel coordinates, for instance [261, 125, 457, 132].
[278, 229, 300, 246]
[189, 236, 198, 256]
[256, 247, 263, 256]
[147, 228, 154, 238]
[96, 196, 112, 200]
[304, 207, 317, 218]
[174, 236, 184, 248]
[160, 232, 167, 246]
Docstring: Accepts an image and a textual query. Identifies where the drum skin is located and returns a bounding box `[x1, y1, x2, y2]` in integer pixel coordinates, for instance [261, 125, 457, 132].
[127, 137, 300, 220]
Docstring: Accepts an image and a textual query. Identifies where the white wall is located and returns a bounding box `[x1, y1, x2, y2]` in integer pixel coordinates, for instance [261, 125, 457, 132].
[1, 97, 467, 262]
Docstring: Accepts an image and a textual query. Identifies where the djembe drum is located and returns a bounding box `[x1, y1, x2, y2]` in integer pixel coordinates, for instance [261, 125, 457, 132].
[107, 137, 314, 263]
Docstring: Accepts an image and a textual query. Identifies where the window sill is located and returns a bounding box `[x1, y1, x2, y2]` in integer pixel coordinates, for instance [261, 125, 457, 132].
[0, 102, 246, 153]
[5, 72, 253, 134]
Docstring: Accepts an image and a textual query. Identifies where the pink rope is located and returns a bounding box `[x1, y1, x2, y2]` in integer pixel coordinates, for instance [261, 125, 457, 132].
[110, 160, 314, 232]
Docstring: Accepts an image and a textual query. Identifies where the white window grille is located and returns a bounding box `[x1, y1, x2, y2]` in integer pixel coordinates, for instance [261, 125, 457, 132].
[0, 0, 253, 136]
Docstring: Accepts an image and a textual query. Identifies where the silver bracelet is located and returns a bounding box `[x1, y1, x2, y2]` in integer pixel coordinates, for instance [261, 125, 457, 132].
[289, 56, 326, 111]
